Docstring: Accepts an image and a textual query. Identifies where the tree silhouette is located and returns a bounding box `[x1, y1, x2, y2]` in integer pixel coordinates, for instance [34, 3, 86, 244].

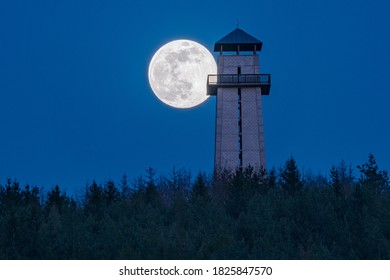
[358, 153, 389, 193]
[279, 157, 303, 193]
[0, 154, 390, 259]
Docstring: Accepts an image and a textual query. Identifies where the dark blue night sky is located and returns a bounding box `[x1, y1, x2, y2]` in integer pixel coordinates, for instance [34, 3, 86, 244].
[1, 0, 389, 193]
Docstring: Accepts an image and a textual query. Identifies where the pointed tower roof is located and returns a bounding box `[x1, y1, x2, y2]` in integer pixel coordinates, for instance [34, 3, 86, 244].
[214, 28, 263, 52]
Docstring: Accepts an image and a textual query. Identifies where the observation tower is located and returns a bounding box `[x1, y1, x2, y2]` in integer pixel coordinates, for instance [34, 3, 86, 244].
[207, 28, 271, 171]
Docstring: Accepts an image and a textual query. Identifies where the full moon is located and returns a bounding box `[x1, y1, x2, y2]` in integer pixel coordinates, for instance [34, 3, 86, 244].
[148, 40, 217, 109]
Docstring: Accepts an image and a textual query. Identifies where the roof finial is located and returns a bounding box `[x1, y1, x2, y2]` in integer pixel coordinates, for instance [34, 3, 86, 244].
[236, 19, 239, 29]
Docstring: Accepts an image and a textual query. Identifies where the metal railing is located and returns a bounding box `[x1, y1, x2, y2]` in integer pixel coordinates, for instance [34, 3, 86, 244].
[207, 74, 271, 95]
[207, 74, 270, 85]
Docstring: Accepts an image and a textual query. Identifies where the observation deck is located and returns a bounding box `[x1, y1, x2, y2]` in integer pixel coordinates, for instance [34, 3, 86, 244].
[207, 74, 271, 96]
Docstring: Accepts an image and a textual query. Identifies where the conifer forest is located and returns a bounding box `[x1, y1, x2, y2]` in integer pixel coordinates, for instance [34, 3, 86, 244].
[1, 154, 389, 259]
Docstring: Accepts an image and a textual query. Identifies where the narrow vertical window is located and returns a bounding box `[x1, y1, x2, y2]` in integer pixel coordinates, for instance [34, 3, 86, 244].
[238, 88, 243, 169]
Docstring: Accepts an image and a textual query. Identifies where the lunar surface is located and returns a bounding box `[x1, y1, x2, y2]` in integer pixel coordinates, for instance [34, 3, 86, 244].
[148, 40, 217, 109]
